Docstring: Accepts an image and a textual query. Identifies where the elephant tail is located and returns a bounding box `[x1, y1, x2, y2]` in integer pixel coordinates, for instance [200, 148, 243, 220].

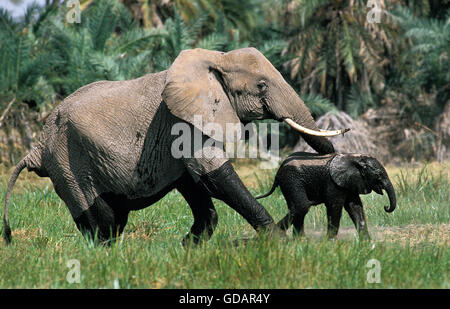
[255, 179, 279, 200]
[3, 156, 28, 244]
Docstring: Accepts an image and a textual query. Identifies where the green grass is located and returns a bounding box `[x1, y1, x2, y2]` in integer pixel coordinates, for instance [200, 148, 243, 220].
[0, 163, 448, 288]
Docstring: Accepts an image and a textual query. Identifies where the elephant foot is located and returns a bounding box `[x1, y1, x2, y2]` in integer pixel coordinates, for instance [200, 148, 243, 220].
[326, 232, 339, 241]
[181, 233, 209, 247]
[256, 223, 286, 240]
[292, 230, 306, 239]
[358, 233, 371, 242]
[181, 235, 195, 247]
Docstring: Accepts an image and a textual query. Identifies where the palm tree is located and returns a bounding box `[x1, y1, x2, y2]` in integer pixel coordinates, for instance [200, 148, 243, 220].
[0, 4, 56, 114]
[119, 0, 259, 39]
[389, 6, 449, 125]
[281, 0, 395, 116]
[44, 0, 167, 96]
[0, 3, 59, 163]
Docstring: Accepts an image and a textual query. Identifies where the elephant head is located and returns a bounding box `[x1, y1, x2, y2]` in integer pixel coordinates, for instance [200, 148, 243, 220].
[330, 154, 397, 212]
[162, 48, 348, 154]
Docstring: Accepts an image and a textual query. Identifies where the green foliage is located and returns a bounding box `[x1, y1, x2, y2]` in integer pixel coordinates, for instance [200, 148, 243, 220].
[44, 0, 167, 95]
[152, 0, 260, 39]
[345, 86, 376, 119]
[389, 6, 450, 125]
[281, 0, 393, 115]
[0, 0, 285, 99]
[0, 6, 55, 108]
[0, 0, 447, 159]
[302, 93, 337, 117]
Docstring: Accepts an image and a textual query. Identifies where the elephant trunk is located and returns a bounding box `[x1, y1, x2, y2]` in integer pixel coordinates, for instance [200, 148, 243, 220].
[283, 94, 337, 154]
[268, 84, 348, 154]
[382, 178, 396, 213]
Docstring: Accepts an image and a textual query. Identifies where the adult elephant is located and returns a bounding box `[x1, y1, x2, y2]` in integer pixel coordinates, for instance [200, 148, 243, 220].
[3, 48, 347, 244]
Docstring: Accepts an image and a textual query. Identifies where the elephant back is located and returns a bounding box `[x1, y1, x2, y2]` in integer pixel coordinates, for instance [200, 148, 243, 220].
[282, 152, 336, 169]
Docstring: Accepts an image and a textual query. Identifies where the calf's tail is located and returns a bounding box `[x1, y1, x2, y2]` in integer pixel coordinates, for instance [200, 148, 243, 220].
[255, 179, 279, 200]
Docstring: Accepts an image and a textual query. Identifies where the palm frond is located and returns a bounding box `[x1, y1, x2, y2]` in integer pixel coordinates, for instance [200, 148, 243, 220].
[195, 32, 228, 50]
[258, 40, 288, 68]
[302, 93, 337, 117]
[87, 0, 118, 51]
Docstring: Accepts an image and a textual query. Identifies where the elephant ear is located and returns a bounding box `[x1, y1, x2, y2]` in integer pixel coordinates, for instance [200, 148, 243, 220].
[330, 154, 367, 194]
[162, 48, 241, 143]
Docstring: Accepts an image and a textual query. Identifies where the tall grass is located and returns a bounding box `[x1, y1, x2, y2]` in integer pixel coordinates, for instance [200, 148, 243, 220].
[0, 164, 448, 288]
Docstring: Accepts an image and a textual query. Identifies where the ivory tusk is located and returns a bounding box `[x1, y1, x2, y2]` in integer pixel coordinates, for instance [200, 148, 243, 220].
[284, 118, 350, 137]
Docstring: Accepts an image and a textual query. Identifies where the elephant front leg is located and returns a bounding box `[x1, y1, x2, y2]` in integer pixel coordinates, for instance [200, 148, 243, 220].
[185, 155, 279, 235]
[344, 195, 370, 241]
[202, 161, 279, 233]
[325, 203, 343, 239]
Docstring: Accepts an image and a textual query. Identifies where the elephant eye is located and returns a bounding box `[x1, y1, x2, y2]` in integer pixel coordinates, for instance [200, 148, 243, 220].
[257, 80, 268, 93]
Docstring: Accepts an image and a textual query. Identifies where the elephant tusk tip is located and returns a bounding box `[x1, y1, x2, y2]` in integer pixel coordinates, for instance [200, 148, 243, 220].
[284, 118, 351, 137]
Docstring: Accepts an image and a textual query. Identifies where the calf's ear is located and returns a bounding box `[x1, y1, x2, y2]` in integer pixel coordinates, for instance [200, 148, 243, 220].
[330, 154, 368, 194]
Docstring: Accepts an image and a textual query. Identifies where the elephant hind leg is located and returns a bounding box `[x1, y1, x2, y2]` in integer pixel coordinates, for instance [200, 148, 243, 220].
[291, 210, 310, 237]
[74, 195, 129, 244]
[278, 178, 311, 237]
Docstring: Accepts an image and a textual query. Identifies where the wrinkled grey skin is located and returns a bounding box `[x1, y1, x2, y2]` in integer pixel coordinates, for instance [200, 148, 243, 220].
[4, 48, 338, 244]
[256, 152, 396, 240]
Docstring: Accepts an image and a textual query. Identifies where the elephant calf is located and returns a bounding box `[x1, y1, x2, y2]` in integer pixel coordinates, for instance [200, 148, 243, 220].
[256, 152, 396, 240]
